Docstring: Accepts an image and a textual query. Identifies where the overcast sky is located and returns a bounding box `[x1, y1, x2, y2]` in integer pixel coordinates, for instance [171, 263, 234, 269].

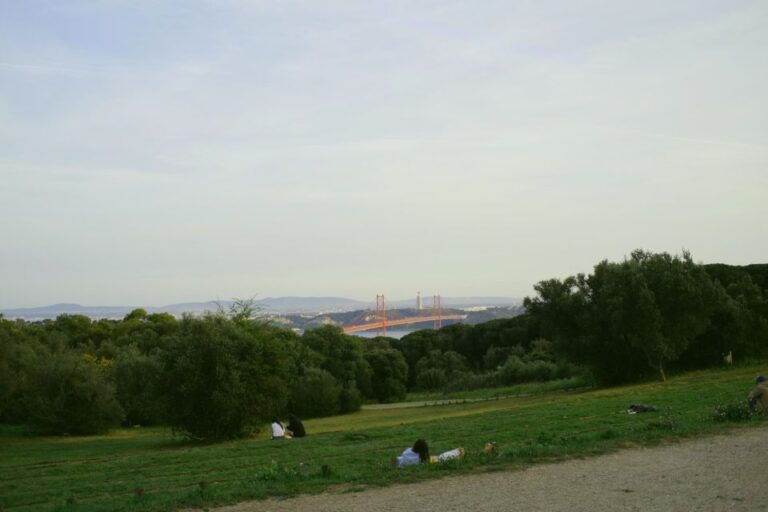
[1, 0, 766, 308]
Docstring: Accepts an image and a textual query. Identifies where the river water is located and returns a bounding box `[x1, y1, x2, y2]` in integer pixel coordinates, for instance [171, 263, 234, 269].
[351, 328, 418, 340]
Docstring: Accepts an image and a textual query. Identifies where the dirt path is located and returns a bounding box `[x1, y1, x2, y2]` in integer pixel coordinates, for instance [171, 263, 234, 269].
[205, 426, 768, 512]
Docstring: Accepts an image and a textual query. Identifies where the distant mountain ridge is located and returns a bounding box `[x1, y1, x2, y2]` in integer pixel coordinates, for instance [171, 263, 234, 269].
[0, 296, 521, 320]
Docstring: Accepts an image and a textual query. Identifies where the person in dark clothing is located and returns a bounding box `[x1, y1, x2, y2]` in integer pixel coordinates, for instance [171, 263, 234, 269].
[748, 375, 768, 413]
[287, 414, 306, 438]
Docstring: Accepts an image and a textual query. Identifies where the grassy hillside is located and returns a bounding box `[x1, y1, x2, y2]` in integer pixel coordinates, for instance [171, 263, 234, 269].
[1, 363, 766, 511]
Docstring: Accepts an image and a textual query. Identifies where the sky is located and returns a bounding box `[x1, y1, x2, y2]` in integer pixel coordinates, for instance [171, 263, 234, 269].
[1, 0, 767, 308]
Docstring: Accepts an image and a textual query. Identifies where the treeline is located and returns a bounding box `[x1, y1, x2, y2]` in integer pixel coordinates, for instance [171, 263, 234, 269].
[1, 251, 766, 441]
[524, 251, 768, 384]
[388, 253, 768, 391]
[0, 308, 412, 439]
[0, 306, 582, 440]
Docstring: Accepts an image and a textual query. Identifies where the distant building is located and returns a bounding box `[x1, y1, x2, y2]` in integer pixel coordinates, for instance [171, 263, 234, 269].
[416, 291, 423, 310]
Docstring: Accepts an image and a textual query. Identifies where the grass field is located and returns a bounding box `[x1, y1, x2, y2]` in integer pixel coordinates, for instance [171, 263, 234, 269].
[1, 363, 766, 512]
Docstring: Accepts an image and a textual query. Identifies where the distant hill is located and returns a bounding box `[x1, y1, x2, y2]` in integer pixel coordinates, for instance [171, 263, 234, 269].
[0, 296, 520, 320]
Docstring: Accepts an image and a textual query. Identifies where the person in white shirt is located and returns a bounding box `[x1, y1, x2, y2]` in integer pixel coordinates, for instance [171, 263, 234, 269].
[271, 417, 292, 439]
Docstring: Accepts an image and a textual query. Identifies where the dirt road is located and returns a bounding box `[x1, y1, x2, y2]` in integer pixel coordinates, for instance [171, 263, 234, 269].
[209, 426, 767, 512]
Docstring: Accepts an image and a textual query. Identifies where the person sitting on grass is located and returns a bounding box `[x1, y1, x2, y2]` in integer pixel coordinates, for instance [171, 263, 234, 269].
[271, 417, 292, 439]
[287, 414, 306, 438]
[748, 375, 768, 413]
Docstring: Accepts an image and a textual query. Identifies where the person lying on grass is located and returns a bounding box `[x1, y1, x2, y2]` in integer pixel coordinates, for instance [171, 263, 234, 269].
[397, 439, 466, 467]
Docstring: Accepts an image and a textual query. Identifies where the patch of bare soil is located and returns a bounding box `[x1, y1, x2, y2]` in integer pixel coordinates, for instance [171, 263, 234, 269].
[203, 426, 768, 512]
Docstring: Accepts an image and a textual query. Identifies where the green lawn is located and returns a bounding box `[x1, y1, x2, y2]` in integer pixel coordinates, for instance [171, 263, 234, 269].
[1, 364, 765, 512]
[399, 375, 593, 403]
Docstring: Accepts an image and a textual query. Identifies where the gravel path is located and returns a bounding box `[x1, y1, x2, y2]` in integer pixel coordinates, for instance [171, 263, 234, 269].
[207, 426, 767, 512]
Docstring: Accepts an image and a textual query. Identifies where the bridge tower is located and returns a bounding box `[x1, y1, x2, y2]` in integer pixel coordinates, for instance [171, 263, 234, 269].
[375, 294, 387, 336]
[416, 291, 423, 310]
[432, 294, 442, 329]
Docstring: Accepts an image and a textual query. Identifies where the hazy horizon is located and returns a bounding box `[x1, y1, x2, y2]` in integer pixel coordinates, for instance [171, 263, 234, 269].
[2, 1, 766, 309]
[1, 294, 523, 310]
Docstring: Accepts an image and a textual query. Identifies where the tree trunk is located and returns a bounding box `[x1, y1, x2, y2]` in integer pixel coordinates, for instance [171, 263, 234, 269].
[658, 360, 667, 382]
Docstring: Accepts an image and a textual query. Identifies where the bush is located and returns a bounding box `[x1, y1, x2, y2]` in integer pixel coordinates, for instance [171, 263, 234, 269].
[25, 352, 124, 435]
[289, 367, 341, 418]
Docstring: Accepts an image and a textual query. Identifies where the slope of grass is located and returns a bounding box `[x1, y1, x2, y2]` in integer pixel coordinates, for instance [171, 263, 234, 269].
[1, 364, 765, 512]
[400, 375, 594, 403]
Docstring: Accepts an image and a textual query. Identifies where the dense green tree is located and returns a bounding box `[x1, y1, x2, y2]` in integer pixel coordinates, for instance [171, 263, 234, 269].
[52, 314, 98, 349]
[524, 276, 588, 347]
[392, 329, 440, 389]
[301, 325, 372, 402]
[585, 258, 665, 382]
[160, 315, 290, 440]
[415, 350, 468, 390]
[0, 318, 44, 422]
[288, 367, 341, 418]
[111, 346, 165, 426]
[364, 348, 408, 402]
[25, 351, 124, 435]
[526, 250, 735, 383]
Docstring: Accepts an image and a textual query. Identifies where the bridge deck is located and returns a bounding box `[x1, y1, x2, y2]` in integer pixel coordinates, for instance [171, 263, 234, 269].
[343, 314, 466, 333]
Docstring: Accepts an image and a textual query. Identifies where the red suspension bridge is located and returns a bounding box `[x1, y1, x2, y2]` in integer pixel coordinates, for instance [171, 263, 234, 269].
[342, 294, 467, 336]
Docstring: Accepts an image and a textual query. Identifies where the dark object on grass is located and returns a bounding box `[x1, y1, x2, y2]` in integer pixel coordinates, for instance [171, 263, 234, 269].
[627, 404, 657, 414]
[321, 465, 331, 477]
[288, 414, 306, 438]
